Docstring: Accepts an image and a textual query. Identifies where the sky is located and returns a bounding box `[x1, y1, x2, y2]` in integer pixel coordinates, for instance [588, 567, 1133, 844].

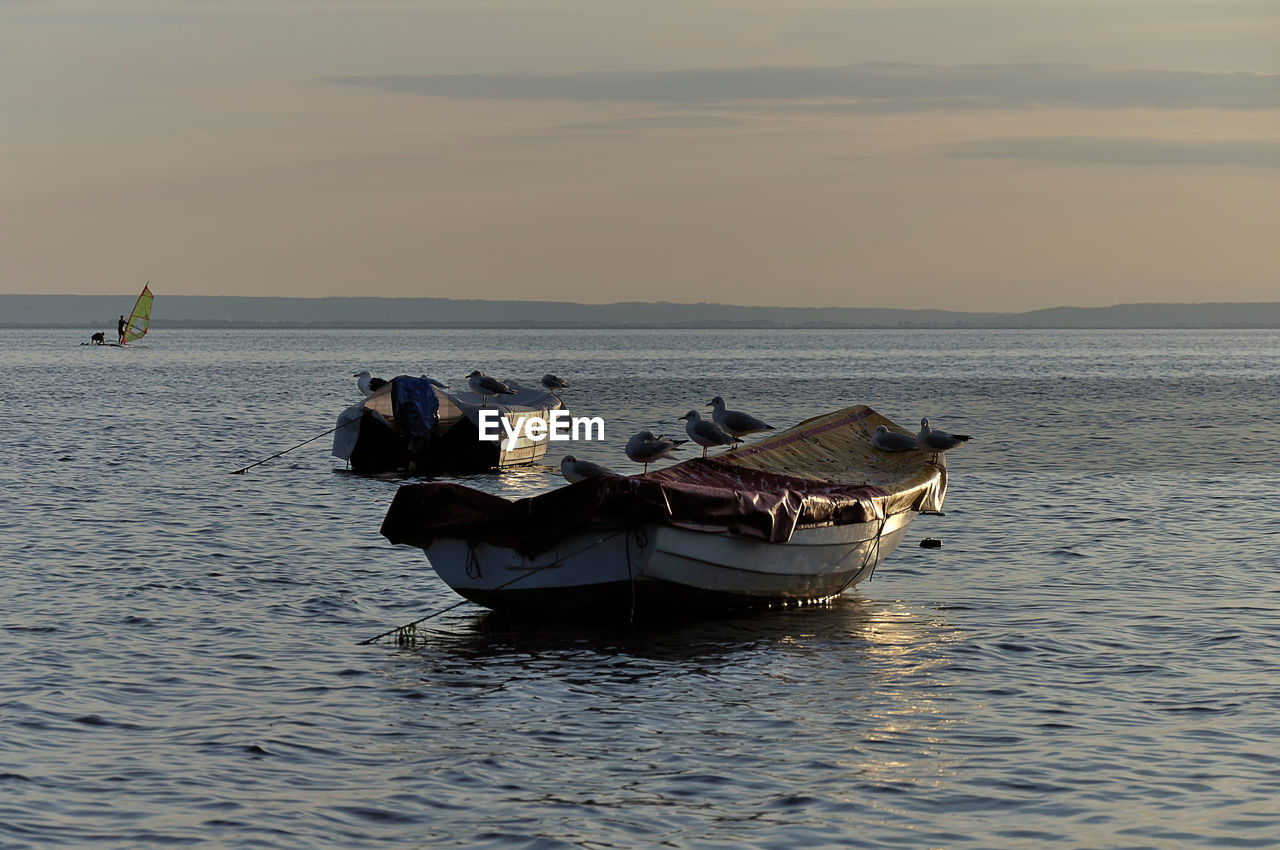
[2, 1, 1277, 311]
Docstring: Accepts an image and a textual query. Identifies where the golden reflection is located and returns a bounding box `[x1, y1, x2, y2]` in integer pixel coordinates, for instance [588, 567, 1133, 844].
[435, 462, 562, 501]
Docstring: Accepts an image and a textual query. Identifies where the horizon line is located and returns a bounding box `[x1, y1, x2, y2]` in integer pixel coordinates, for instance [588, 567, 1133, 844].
[5, 293, 1280, 315]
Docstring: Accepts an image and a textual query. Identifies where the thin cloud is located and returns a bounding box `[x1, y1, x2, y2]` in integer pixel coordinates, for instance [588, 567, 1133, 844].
[555, 114, 755, 132]
[941, 136, 1280, 168]
[332, 63, 1280, 110]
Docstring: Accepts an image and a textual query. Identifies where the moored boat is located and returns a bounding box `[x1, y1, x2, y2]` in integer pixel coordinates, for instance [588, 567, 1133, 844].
[333, 378, 564, 474]
[379, 405, 948, 618]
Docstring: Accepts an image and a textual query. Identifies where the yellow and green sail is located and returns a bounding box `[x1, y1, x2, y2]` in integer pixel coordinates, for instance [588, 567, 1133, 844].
[124, 284, 154, 343]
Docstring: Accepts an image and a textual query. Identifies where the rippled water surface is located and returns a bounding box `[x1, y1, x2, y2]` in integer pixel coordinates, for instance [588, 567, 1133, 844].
[2, 328, 1278, 848]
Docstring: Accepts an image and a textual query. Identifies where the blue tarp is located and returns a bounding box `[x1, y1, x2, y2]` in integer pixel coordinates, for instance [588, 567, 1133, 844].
[391, 377, 440, 438]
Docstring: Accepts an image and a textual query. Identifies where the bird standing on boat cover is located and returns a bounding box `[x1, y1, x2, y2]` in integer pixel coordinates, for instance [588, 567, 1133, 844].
[679, 410, 741, 457]
[625, 430, 686, 473]
[540, 374, 569, 393]
[916, 417, 971, 462]
[354, 370, 388, 397]
[708, 396, 775, 439]
[560, 454, 615, 483]
[467, 370, 517, 403]
[871, 425, 918, 453]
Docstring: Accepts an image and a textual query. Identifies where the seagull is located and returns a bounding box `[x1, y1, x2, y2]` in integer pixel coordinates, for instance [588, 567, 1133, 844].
[560, 454, 615, 483]
[871, 424, 918, 453]
[354, 370, 388, 397]
[916, 417, 971, 462]
[708, 396, 775, 439]
[679, 410, 741, 457]
[466, 370, 517, 403]
[540, 374, 569, 392]
[625, 430, 686, 473]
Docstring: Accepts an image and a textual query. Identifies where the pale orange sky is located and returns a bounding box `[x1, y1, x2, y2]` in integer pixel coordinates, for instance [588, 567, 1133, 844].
[2, 1, 1277, 311]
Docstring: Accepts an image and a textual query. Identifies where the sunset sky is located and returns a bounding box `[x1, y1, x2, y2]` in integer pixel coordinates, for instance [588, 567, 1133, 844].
[3, 1, 1277, 311]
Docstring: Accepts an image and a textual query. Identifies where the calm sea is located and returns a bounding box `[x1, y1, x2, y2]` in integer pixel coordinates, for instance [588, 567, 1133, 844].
[1, 327, 1278, 849]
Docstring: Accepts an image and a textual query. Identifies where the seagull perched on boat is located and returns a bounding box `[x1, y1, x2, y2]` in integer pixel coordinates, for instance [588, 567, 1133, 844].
[916, 417, 971, 462]
[708, 396, 775, 439]
[871, 425, 918, 453]
[679, 410, 741, 457]
[540, 374, 569, 393]
[466, 370, 517, 403]
[625, 430, 686, 473]
[560, 454, 615, 483]
[354, 370, 388, 397]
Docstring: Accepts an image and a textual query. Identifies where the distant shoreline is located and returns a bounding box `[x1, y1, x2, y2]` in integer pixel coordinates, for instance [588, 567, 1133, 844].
[7, 320, 1280, 331]
[3, 294, 1279, 330]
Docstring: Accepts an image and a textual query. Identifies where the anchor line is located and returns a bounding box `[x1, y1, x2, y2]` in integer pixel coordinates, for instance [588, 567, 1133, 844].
[359, 529, 628, 645]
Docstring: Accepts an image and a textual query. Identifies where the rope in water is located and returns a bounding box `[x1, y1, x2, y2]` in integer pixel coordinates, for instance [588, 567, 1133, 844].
[357, 567, 551, 647]
[360, 529, 630, 645]
[229, 423, 350, 474]
[357, 599, 473, 646]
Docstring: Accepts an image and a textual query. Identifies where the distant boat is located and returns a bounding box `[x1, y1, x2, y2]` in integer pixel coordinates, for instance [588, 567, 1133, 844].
[103, 280, 154, 343]
[379, 405, 950, 619]
[120, 283, 154, 344]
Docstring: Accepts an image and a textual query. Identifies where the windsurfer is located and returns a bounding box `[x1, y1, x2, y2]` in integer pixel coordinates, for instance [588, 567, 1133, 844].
[117, 315, 127, 345]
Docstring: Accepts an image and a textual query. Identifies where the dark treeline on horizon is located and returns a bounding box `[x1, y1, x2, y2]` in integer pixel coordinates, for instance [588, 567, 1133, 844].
[3, 294, 1280, 329]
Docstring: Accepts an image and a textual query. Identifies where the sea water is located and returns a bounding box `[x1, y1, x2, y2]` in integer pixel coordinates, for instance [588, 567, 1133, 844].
[1, 327, 1277, 848]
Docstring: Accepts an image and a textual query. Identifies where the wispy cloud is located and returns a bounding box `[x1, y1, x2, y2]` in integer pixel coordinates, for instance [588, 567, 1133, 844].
[941, 136, 1280, 168]
[554, 114, 755, 132]
[333, 62, 1280, 110]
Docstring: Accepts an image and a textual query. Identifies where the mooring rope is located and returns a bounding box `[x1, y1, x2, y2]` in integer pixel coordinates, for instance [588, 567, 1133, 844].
[862, 508, 893, 583]
[833, 504, 895, 595]
[623, 526, 644, 625]
[356, 598, 473, 646]
[360, 529, 630, 646]
[229, 423, 348, 474]
[356, 563, 562, 646]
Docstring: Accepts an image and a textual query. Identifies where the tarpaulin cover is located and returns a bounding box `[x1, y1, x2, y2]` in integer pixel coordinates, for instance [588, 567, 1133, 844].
[390, 377, 441, 439]
[381, 459, 890, 558]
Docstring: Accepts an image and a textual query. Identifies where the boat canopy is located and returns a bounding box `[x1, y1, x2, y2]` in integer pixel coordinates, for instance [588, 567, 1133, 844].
[381, 405, 946, 558]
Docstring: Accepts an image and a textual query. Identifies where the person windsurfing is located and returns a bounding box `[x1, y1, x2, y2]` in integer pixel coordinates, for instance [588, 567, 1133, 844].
[117, 314, 127, 345]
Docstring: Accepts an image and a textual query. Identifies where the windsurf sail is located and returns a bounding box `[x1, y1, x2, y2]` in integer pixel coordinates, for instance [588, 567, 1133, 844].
[123, 283, 154, 343]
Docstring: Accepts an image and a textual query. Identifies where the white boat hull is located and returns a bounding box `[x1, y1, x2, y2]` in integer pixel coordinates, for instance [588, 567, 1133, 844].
[423, 508, 919, 617]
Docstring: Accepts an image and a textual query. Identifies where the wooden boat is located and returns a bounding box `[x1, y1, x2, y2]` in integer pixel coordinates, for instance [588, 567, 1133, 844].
[333, 378, 564, 474]
[380, 405, 948, 618]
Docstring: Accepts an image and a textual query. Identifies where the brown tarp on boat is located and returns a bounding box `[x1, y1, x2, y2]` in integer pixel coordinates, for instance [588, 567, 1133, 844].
[382, 459, 891, 557]
[380, 405, 947, 557]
